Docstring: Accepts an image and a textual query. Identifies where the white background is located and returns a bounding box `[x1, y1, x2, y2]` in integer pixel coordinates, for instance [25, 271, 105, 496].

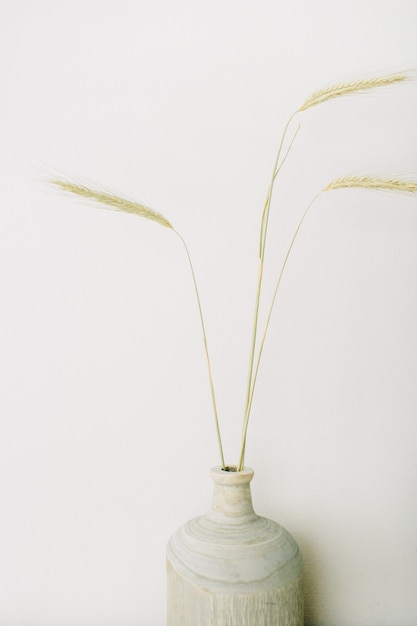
[1, 1, 417, 625]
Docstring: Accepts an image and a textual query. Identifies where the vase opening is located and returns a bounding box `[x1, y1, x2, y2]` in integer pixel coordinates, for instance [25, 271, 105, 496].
[222, 465, 238, 472]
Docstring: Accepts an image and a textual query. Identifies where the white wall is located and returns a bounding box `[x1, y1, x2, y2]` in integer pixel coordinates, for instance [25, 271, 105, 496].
[1, 1, 417, 625]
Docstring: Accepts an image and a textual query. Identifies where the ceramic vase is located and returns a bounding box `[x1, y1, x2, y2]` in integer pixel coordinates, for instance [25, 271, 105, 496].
[166, 466, 303, 626]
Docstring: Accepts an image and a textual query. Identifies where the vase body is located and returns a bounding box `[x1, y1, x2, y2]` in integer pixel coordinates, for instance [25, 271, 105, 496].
[166, 466, 303, 626]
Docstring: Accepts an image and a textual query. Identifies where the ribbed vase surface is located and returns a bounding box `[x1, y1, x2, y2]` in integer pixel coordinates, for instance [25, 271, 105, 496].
[166, 466, 303, 626]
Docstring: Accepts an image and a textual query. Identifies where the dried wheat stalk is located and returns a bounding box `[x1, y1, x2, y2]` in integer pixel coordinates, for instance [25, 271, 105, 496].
[50, 179, 173, 229]
[299, 72, 409, 111]
[325, 175, 417, 193]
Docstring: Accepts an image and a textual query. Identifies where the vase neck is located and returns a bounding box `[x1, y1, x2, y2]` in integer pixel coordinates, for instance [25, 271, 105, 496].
[208, 466, 258, 525]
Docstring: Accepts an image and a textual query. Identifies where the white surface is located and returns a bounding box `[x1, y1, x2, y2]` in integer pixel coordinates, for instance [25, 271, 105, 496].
[1, 1, 417, 625]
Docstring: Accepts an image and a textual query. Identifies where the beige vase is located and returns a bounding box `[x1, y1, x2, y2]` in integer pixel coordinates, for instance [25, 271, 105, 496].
[166, 466, 303, 626]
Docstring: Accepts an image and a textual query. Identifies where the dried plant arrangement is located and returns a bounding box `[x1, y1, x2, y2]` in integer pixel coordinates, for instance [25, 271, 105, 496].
[50, 71, 417, 472]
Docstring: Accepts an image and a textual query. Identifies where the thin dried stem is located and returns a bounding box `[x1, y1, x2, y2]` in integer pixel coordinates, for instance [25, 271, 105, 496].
[259, 113, 299, 258]
[238, 191, 322, 471]
[239, 172, 417, 471]
[240, 113, 300, 469]
[175, 232, 225, 469]
[50, 177, 225, 468]
[238, 70, 413, 471]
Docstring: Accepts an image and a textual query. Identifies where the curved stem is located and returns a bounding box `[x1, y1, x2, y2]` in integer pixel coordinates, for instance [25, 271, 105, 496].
[175, 231, 225, 468]
[238, 191, 323, 471]
[240, 112, 299, 467]
[259, 112, 299, 258]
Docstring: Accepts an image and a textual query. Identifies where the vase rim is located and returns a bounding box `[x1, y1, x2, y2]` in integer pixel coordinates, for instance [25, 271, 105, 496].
[210, 465, 254, 484]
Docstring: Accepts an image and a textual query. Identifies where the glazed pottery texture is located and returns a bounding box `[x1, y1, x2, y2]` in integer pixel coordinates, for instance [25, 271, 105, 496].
[166, 467, 303, 626]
